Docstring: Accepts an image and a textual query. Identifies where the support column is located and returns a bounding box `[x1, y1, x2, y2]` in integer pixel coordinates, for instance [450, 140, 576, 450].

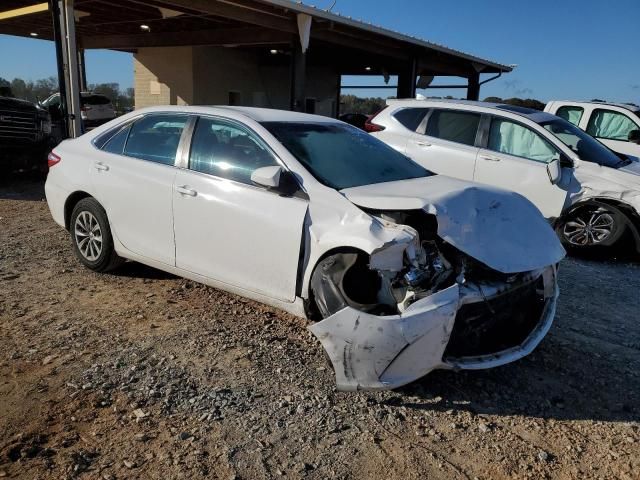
[396, 58, 417, 99]
[466, 73, 480, 101]
[78, 48, 87, 92]
[290, 43, 306, 112]
[53, 0, 82, 138]
[50, 0, 68, 139]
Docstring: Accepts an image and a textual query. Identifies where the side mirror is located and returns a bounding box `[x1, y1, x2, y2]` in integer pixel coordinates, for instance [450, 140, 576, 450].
[251, 165, 283, 188]
[628, 129, 640, 144]
[546, 158, 562, 185]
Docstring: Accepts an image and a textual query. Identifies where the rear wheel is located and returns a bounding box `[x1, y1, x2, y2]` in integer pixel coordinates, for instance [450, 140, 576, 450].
[557, 205, 626, 250]
[70, 197, 123, 272]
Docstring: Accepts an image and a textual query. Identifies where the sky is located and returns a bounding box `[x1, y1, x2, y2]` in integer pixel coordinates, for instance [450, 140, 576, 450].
[1, 0, 638, 103]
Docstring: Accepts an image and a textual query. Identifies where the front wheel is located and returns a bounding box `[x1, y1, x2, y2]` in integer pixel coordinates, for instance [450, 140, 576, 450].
[557, 205, 626, 250]
[70, 197, 123, 272]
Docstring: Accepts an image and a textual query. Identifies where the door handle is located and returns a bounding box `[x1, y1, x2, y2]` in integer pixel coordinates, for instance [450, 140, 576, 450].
[176, 185, 197, 197]
[94, 162, 109, 171]
[480, 155, 501, 162]
[414, 140, 432, 147]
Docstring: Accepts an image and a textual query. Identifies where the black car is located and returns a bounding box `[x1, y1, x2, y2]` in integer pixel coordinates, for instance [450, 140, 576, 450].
[0, 96, 53, 173]
[339, 112, 369, 130]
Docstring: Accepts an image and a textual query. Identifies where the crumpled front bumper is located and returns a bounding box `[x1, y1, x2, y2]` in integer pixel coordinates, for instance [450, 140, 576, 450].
[308, 265, 558, 391]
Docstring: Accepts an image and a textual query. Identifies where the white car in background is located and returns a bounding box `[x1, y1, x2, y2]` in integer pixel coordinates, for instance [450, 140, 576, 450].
[42, 92, 116, 128]
[370, 99, 640, 253]
[545, 101, 640, 157]
[45, 106, 564, 391]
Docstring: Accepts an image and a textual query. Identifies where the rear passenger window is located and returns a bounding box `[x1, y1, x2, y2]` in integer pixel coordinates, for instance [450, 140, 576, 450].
[189, 117, 278, 185]
[124, 114, 188, 165]
[556, 106, 583, 126]
[101, 125, 130, 155]
[426, 110, 480, 146]
[393, 108, 429, 131]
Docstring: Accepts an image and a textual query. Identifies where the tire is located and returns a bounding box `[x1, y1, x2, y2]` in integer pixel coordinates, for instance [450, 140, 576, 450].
[556, 205, 627, 250]
[70, 197, 124, 272]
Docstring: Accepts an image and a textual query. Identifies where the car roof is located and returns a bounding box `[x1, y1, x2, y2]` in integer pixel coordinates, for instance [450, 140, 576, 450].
[551, 100, 640, 113]
[131, 105, 340, 123]
[385, 98, 557, 122]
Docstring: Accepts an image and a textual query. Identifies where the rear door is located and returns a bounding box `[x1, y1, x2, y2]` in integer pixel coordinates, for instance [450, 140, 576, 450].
[172, 115, 308, 302]
[474, 115, 569, 219]
[406, 108, 481, 180]
[585, 107, 640, 157]
[92, 113, 189, 266]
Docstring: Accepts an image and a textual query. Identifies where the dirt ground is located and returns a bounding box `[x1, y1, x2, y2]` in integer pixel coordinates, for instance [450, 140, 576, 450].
[1, 175, 639, 480]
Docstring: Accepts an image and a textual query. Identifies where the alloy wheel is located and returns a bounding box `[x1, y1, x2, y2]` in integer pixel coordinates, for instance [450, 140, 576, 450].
[562, 209, 615, 246]
[74, 211, 103, 261]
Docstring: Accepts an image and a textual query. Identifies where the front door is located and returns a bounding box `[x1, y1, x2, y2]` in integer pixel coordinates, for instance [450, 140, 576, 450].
[173, 116, 308, 302]
[92, 113, 189, 266]
[585, 108, 640, 157]
[405, 108, 482, 180]
[474, 116, 569, 219]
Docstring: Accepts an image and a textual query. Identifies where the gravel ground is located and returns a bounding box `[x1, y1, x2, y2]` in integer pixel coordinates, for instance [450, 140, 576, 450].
[1, 176, 639, 480]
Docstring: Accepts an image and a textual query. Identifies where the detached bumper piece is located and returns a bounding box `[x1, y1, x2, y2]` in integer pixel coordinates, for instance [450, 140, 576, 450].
[309, 266, 558, 391]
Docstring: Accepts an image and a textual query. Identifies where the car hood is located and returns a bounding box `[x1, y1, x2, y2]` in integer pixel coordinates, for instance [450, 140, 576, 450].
[340, 175, 566, 274]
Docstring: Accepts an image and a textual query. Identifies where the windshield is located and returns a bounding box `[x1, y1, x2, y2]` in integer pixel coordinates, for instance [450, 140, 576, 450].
[540, 118, 627, 168]
[261, 122, 431, 189]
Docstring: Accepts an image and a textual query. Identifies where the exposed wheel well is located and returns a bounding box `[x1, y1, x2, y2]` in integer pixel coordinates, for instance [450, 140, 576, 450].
[304, 246, 373, 321]
[64, 191, 92, 230]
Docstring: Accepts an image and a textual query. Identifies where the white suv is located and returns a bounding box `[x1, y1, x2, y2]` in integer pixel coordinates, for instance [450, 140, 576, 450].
[370, 99, 640, 252]
[545, 101, 640, 157]
[42, 92, 116, 129]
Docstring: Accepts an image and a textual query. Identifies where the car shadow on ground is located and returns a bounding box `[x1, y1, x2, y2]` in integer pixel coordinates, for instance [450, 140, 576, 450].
[386, 354, 637, 424]
[0, 175, 46, 201]
[385, 257, 640, 424]
[110, 261, 177, 280]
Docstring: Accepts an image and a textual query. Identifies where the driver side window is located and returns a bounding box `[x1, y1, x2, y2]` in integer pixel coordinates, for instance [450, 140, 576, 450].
[488, 118, 560, 163]
[189, 117, 278, 185]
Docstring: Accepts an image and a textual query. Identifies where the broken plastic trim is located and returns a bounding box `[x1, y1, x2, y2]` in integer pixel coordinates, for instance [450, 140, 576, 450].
[309, 266, 558, 391]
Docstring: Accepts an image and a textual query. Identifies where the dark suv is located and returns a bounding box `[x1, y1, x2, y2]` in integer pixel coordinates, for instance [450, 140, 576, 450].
[0, 95, 53, 173]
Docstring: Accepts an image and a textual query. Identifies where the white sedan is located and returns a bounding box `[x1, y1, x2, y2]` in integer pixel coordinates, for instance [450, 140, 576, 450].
[45, 106, 565, 391]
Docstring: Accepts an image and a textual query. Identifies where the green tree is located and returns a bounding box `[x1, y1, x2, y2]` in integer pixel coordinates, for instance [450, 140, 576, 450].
[339, 94, 386, 115]
[0, 77, 12, 97]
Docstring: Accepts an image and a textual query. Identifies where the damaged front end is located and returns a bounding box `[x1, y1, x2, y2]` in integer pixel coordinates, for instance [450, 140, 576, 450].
[308, 210, 559, 391]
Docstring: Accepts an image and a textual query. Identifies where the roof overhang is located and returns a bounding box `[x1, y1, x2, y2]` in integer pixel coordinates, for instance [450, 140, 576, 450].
[0, 0, 513, 76]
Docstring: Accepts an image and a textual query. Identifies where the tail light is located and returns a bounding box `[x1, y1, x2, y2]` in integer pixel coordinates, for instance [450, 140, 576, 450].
[364, 109, 386, 132]
[47, 151, 61, 168]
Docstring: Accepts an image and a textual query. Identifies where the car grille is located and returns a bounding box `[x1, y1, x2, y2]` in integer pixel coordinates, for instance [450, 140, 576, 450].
[0, 109, 37, 141]
[443, 277, 545, 359]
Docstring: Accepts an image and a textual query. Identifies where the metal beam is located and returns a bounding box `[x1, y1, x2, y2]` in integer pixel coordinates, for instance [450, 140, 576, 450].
[290, 42, 306, 112]
[82, 26, 291, 49]
[0, 2, 48, 20]
[55, 0, 82, 137]
[466, 73, 480, 101]
[397, 57, 417, 99]
[134, 0, 297, 33]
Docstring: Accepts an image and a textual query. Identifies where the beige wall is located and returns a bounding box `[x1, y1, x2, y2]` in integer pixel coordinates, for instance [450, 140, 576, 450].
[134, 46, 339, 117]
[134, 47, 194, 108]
